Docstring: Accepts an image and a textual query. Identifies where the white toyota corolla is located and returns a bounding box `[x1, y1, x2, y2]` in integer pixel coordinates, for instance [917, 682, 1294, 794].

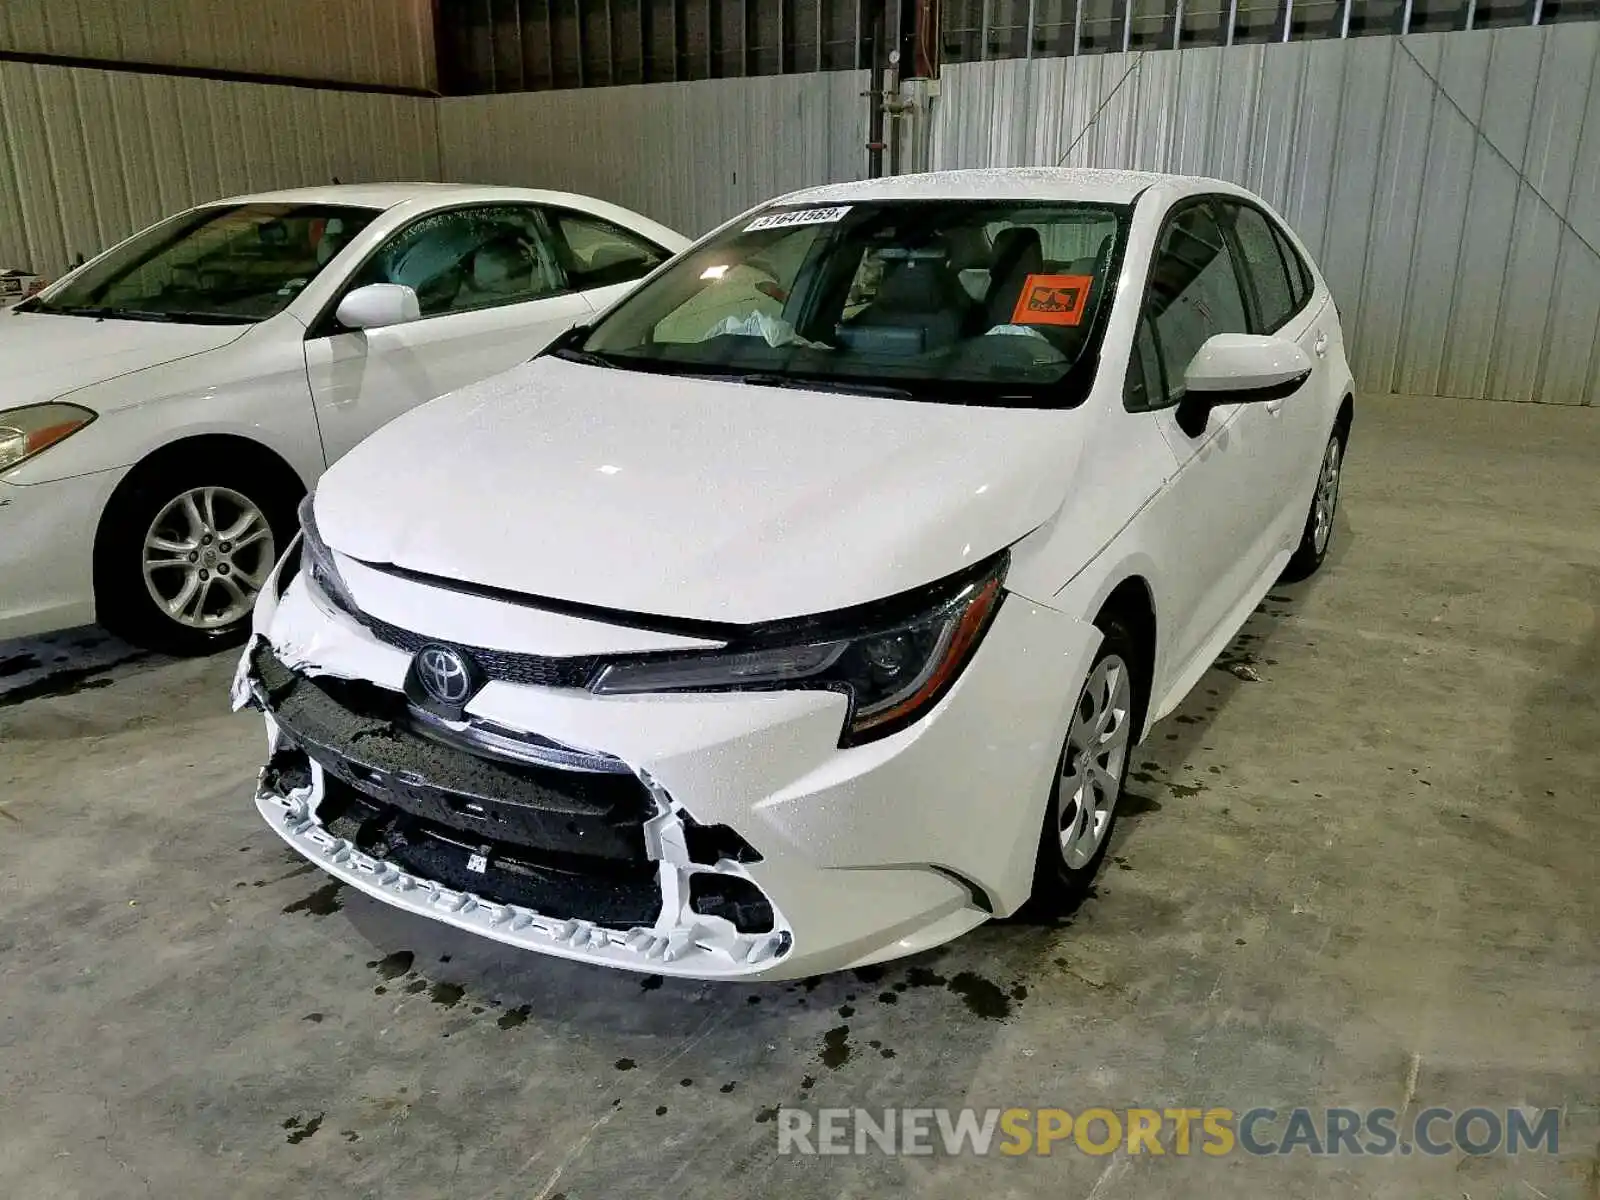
[0, 184, 686, 652]
[238, 168, 1353, 980]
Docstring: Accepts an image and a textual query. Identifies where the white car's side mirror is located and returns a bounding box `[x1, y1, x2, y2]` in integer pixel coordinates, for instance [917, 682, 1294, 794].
[1176, 333, 1313, 437]
[336, 283, 420, 331]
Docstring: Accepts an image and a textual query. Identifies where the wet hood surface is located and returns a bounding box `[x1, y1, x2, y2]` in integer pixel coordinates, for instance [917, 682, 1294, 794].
[314, 356, 1079, 624]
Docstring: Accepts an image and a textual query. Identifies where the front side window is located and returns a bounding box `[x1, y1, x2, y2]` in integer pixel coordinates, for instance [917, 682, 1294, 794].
[578, 200, 1128, 407]
[1223, 201, 1298, 332]
[544, 210, 669, 290]
[23, 203, 378, 324]
[1127, 200, 1251, 411]
[345, 204, 567, 319]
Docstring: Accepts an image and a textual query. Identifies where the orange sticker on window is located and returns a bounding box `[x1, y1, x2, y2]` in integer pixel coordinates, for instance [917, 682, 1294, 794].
[1011, 274, 1095, 326]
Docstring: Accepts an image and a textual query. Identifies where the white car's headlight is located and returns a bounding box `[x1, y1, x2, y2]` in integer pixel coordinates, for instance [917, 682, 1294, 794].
[590, 553, 1008, 745]
[0, 403, 96, 472]
[297, 493, 361, 616]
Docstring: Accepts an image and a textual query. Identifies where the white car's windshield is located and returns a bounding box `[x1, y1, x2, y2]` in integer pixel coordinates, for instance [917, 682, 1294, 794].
[575, 200, 1128, 406]
[24, 202, 379, 325]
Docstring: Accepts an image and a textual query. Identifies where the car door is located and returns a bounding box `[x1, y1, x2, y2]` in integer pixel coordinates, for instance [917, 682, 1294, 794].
[1124, 197, 1287, 674]
[1215, 197, 1334, 557]
[303, 203, 594, 464]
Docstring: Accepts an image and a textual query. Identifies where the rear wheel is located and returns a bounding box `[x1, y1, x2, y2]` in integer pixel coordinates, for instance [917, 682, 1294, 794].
[98, 455, 298, 655]
[1029, 619, 1143, 911]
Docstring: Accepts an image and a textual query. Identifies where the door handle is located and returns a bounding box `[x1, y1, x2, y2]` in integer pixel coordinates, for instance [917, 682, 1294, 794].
[1266, 398, 1285, 415]
[1314, 332, 1329, 358]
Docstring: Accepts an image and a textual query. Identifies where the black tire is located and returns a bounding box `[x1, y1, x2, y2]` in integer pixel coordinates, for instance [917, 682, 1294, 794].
[1281, 424, 1346, 583]
[1028, 617, 1146, 914]
[96, 450, 300, 656]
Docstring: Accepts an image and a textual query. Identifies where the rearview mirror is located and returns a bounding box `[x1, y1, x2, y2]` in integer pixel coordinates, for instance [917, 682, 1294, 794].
[336, 283, 420, 331]
[1175, 334, 1312, 437]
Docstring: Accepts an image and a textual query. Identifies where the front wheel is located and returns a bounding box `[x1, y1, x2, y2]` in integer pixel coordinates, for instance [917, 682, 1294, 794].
[1029, 620, 1142, 911]
[1281, 428, 1344, 582]
[98, 460, 297, 655]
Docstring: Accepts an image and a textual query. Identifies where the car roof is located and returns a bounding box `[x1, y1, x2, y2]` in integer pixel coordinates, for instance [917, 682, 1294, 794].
[211, 182, 615, 212]
[773, 167, 1235, 207]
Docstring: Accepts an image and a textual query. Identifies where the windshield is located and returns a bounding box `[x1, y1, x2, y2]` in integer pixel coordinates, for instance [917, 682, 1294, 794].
[578, 200, 1128, 406]
[23, 203, 379, 324]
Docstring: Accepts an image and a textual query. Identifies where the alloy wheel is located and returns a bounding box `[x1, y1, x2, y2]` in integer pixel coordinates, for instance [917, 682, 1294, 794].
[142, 486, 277, 630]
[1311, 436, 1342, 556]
[1057, 653, 1133, 870]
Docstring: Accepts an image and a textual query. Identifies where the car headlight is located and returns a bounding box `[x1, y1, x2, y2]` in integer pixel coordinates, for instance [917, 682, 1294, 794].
[298, 493, 361, 617]
[590, 553, 1007, 745]
[0, 403, 96, 472]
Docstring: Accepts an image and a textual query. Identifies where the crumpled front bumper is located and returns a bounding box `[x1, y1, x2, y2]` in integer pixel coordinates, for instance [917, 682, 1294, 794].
[235, 552, 1099, 981]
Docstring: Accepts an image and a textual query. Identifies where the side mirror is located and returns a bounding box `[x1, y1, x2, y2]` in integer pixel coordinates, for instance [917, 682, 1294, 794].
[335, 283, 420, 331]
[1175, 333, 1312, 437]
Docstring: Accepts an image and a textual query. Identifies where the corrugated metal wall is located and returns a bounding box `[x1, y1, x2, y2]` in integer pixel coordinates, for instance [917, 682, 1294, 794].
[0, 0, 436, 90]
[438, 70, 869, 236]
[929, 24, 1600, 405]
[0, 61, 440, 277]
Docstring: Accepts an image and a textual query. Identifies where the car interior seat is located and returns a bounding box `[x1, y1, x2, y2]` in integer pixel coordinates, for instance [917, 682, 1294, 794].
[980, 227, 1045, 330]
[837, 248, 971, 355]
[457, 236, 536, 306]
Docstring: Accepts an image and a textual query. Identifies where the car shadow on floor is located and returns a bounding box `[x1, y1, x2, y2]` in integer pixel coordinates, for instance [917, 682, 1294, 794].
[0, 625, 153, 707]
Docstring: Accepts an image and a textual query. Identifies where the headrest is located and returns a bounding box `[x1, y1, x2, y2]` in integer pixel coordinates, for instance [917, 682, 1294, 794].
[471, 239, 531, 292]
[875, 259, 955, 314]
[990, 227, 1044, 280]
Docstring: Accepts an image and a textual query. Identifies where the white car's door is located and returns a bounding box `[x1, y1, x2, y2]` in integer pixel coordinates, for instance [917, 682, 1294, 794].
[305, 203, 606, 464]
[1216, 198, 1338, 555]
[1125, 198, 1287, 675]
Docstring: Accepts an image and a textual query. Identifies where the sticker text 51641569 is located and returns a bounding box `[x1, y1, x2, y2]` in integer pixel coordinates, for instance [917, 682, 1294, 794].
[1012, 274, 1095, 327]
[745, 206, 853, 232]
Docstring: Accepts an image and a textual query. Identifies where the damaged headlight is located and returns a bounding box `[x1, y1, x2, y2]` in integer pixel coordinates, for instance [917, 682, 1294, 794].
[298, 493, 360, 617]
[590, 553, 1007, 745]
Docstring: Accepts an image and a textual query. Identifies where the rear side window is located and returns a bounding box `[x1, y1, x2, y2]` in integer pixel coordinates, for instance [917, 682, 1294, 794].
[1225, 203, 1297, 333]
[1273, 223, 1313, 309]
[543, 210, 668, 290]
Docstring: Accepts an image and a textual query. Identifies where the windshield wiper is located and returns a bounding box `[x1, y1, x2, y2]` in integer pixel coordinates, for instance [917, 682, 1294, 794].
[39, 304, 174, 321]
[143, 310, 251, 325]
[37, 304, 248, 324]
[549, 346, 615, 368]
[732, 372, 913, 400]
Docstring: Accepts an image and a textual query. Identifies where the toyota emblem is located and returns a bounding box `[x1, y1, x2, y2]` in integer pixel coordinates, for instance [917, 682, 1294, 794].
[415, 645, 474, 705]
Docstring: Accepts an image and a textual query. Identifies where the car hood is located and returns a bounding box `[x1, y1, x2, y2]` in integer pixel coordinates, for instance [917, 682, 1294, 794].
[0, 309, 248, 410]
[315, 357, 1079, 624]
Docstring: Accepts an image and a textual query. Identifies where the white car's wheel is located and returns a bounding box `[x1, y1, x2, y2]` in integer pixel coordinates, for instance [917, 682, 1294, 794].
[97, 449, 299, 655]
[1283, 425, 1346, 581]
[1029, 618, 1144, 911]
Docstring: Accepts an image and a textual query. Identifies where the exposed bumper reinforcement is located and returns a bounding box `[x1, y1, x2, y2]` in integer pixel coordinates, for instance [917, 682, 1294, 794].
[244, 636, 795, 978]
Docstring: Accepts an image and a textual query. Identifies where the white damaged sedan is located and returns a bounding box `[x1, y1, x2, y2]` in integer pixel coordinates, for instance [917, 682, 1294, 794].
[237, 168, 1354, 980]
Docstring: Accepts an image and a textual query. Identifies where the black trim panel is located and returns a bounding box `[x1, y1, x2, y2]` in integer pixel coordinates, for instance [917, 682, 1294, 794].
[0, 49, 437, 97]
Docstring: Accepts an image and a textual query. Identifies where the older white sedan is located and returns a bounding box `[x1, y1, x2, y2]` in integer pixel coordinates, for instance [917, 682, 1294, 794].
[241, 168, 1353, 980]
[0, 184, 687, 652]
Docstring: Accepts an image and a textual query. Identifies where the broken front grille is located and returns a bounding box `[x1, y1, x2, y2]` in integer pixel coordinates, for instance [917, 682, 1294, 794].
[252, 642, 652, 863]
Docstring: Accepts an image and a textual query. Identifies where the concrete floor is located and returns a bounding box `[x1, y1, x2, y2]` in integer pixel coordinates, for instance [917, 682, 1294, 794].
[1, 394, 1596, 1199]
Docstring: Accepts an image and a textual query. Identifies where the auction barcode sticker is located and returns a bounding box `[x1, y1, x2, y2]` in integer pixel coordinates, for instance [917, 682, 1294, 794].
[745, 206, 852, 232]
